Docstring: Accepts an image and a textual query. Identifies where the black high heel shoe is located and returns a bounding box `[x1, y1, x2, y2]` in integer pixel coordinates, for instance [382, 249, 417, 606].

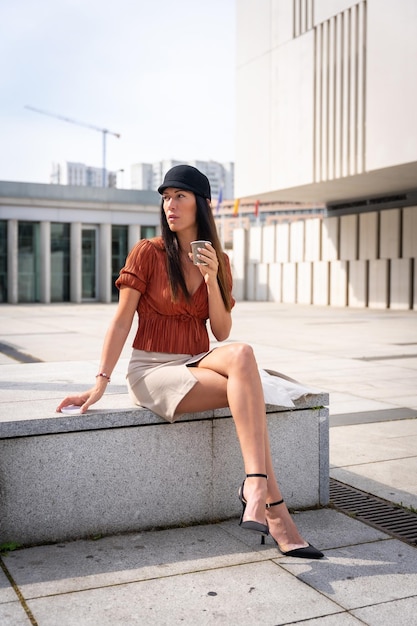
[261, 499, 324, 559]
[238, 473, 269, 536]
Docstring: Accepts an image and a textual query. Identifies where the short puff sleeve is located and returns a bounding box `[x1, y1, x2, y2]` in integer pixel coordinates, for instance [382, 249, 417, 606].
[115, 239, 157, 294]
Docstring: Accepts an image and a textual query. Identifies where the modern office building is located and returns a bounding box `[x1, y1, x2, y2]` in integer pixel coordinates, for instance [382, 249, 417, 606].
[0, 182, 160, 304]
[234, 0, 417, 309]
[131, 159, 235, 201]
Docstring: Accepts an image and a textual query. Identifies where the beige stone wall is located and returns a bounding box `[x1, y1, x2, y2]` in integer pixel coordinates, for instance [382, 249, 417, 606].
[235, 0, 417, 205]
[232, 207, 416, 310]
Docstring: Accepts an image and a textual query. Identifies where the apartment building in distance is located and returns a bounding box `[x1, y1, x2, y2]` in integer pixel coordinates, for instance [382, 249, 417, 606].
[51, 162, 119, 188]
[131, 159, 235, 201]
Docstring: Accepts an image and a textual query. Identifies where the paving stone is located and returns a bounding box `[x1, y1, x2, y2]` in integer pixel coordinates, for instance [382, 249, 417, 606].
[0, 567, 17, 604]
[4, 525, 266, 598]
[352, 596, 417, 625]
[279, 539, 417, 610]
[0, 601, 32, 625]
[26, 561, 342, 626]
[293, 613, 365, 625]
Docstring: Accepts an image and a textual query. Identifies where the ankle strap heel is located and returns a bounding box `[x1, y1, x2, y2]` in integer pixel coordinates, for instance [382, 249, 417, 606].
[246, 473, 268, 480]
[266, 498, 284, 509]
[238, 473, 269, 536]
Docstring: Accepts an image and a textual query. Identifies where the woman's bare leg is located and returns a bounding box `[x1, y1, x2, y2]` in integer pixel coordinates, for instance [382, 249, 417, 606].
[177, 343, 311, 550]
[177, 343, 268, 526]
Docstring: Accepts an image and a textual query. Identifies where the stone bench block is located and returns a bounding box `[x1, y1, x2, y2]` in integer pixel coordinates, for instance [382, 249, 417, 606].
[0, 362, 329, 547]
[348, 260, 368, 307]
[329, 261, 348, 306]
[268, 262, 282, 302]
[282, 263, 297, 303]
[368, 259, 389, 309]
[296, 262, 312, 304]
[312, 261, 330, 305]
[390, 258, 413, 310]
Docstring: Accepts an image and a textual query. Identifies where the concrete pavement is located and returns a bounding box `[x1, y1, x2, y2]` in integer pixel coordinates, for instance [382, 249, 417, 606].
[1, 301, 416, 625]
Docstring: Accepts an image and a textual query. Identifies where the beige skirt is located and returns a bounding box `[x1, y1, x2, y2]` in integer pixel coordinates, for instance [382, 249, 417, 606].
[126, 349, 212, 423]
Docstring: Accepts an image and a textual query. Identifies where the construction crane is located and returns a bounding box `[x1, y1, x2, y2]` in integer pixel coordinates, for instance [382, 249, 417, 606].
[25, 105, 121, 187]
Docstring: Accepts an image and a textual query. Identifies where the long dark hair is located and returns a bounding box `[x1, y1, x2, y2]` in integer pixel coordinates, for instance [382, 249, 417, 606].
[160, 194, 233, 311]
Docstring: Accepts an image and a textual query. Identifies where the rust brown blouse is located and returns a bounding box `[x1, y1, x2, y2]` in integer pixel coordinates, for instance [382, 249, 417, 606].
[115, 237, 235, 355]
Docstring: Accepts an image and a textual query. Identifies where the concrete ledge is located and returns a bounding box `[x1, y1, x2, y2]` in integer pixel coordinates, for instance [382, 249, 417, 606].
[0, 361, 329, 546]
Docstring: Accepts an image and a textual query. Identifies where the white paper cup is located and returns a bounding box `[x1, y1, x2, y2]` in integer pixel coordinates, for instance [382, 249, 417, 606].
[190, 240, 211, 265]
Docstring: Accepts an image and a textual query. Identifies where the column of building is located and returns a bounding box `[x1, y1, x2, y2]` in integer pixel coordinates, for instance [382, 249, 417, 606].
[7, 220, 18, 304]
[6, 219, 127, 304]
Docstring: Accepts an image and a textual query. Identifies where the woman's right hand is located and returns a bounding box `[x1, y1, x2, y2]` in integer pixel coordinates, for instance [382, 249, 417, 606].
[56, 287, 140, 416]
[56, 377, 109, 414]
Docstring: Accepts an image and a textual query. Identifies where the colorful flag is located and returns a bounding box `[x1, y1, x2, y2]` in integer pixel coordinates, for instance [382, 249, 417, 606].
[254, 200, 260, 217]
[233, 198, 240, 217]
[216, 187, 223, 214]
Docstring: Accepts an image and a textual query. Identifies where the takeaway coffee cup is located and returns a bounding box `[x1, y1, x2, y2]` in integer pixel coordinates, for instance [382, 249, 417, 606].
[190, 240, 211, 265]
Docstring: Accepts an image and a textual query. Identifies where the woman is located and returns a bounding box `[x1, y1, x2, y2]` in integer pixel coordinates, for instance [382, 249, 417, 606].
[57, 164, 323, 559]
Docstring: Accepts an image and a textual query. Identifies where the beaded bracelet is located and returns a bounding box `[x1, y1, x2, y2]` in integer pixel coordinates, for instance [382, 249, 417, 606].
[96, 372, 111, 383]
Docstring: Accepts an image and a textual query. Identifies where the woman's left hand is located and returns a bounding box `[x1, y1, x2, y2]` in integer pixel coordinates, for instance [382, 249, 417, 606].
[194, 243, 218, 281]
[194, 242, 231, 341]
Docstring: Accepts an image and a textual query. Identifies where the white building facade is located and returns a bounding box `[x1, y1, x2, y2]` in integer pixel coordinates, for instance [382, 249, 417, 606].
[0, 183, 160, 304]
[233, 0, 417, 309]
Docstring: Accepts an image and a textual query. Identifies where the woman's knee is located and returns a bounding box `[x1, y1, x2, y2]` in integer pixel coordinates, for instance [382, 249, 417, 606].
[228, 342, 257, 372]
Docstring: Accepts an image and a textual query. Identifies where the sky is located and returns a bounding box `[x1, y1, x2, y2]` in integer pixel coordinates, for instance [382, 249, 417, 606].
[0, 0, 236, 187]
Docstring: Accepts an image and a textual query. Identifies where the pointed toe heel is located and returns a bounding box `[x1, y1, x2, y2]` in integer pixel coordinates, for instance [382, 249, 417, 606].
[263, 498, 324, 559]
[281, 544, 324, 559]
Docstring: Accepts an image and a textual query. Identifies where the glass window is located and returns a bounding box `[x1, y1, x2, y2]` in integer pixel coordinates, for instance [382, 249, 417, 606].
[18, 221, 40, 302]
[111, 225, 128, 301]
[0, 221, 7, 302]
[141, 226, 156, 239]
[51, 223, 70, 302]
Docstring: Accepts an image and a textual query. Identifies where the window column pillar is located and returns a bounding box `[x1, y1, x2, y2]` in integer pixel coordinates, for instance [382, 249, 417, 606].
[99, 223, 112, 303]
[7, 219, 18, 303]
[40, 221, 51, 303]
[128, 224, 140, 252]
[70, 222, 82, 303]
